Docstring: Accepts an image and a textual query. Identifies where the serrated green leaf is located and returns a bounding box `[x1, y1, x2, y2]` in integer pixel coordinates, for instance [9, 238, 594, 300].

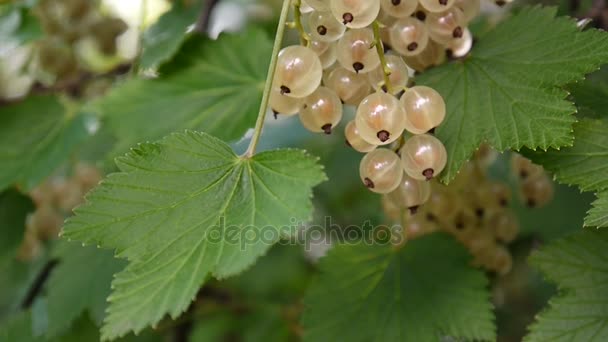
[0, 96, 91, 191]
[139, 0, 202, 70]
[0, 311, 42, 342]
[0, 189, 34, 259]
[586, 191, 608, 228]
[525, 118, 608, 227]
[302, 234, 495, 341]
[101, 29, 270, 156]
[45, 243, 125, 337]
[417, 6, 608, 182]
[528, 119, 608, 191]
[61, 131, 326, 340]
[525, 230, 608, 341]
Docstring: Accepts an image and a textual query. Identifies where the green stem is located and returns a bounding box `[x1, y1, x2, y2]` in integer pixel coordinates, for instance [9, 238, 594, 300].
[293, 0, 310, 46]
[372, 20, 393, 94]
[243, 0, 292, 158]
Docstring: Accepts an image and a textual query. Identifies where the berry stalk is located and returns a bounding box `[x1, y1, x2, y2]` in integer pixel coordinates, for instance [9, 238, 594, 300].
[293, 0, 311, 46]
[243, 0, 292, 157]
[371, 20, 393, 94]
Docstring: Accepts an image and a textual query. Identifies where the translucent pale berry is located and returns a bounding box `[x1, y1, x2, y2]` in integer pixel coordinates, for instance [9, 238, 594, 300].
[510, 153, 543, 180]
[299, 86, 343, 134]
[426, 185, 458, 223]
[380, 0, 417, 18]
[488, 246, 513, 275]
[345, 120, 377, 153]
[336, 28, 380, 74]
[382, 194, 401, 221]
[309, 10, 346, 42]
[426, 7, 466, 45]
[389, 17, 429, 56]
[520, 173, 554, 208]
[367, 54, 409, 94]
[306, 0, 329, 11]
[400, 134, 447, 180]
[326, 67, 371, 105]
[473, 143, 498, 168]
[418, 0, 456, 13]
[359, 148, 403, 193]
[355, 92, 406, 145]
[400, 86, 446, 134]
[387, 172, 431, 211]
[269, 88, 302, 116]
[476, 181, 512, 209]
[330, 0, 381, 29]
[273, 45, 322, 98]
[309, 40, 337, 69]
[490, 211, 519, 243]
[446, 27, 472, 58]
[455, 0, 480, 23]
[403, 40, 445, 72]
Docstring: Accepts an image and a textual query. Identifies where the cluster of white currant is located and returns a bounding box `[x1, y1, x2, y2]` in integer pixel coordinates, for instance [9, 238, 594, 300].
[18, 164, 101, 261]
[270, 0, 482, 203]
[33, 0, 127, 81]
[383, 146, 554, 275]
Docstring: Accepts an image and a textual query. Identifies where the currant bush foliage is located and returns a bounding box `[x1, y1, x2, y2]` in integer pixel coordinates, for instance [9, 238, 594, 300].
[139, 0, 202, 70]
[45, 244, 125, 337]
[99, 29, 271, 155]
[527, 119, 608, 228]
[417, 6, 608, 182]
[0, 96, 90, 191]
[62, 131, 326, 339]
[525, 230, 608, 341]
[302, 235, 495, 342]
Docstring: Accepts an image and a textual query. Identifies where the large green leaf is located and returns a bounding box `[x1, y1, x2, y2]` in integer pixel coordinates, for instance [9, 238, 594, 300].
[417, 6, 608, 182]
[525, 230, 608, 341]
[302, 234, 495, 341]
[526, 118, 608, 227]
[139, 0, 202, 70]
[0, 311, 42, 342]
[0, 96, 91, 191]
[61, 131, 326, 340]
[100, 29, 270, 156]
[0, 189, 33, 260]
[0, 189, 37, 322]
[586, 191, 608, 228]
[45, 243, 126, 337]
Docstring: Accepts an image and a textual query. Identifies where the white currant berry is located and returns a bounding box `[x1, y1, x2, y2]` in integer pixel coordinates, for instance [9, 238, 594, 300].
[511, 153, 543, 180]
[387, 172, 431, 212]
[345, 120, 377, 153]
[389, 17, 429, 56]
[426, 7, 466, 45]
[336, 28, 380, 74]
[400, 134, 447, 180]
[520, 173, 554, 208]
[299, 86, 343, 134]
[330, 0, 381, 29]
[355, 92, 406, 145]
[306, 0, 329, 11]
[380, 0, 417, 18]
[359, 148, 403, 193]
[273, 45, 323, 98]
[269, 88, 302, 116]
[455, 0, 480, 23]
[326, 67, 372, 105]
[400, 86, 446, 134]
[367, 54, 409, 94]
[490, 211, 519, 243]
[419, 0, 456, 13]
[403, 40, 445, 71]
[309, 10, 346, 42]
